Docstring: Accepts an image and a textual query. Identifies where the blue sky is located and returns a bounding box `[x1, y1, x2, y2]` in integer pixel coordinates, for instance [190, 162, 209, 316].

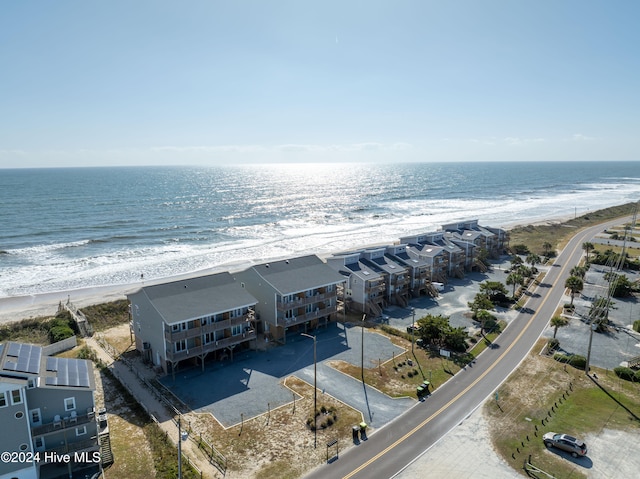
[1, 1, 639, 167]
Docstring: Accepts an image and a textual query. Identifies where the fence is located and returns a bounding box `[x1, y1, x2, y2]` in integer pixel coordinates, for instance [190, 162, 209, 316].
[93, 336, 204, 478]
[42, 336, 78, 356]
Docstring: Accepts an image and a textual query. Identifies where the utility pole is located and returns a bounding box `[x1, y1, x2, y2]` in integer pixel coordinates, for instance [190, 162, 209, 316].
[178, 416, 182, 479]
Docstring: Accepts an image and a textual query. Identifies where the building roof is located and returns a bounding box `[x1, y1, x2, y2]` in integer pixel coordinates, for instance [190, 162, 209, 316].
[409, 243, 445, 258]
[249, 255, 346, 294]
[129, 272, 258, 324]
[362, 254, 407, 275]
[0, 342, 41, 375]
[0, 341, 94, 390]
[327, 253, 384, 281]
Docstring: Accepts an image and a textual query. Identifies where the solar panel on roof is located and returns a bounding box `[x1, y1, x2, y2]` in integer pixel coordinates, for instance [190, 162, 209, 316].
[46, 357, 58, 371]
[27, 347, 41, 374]
[4, 360, 17, 371]
[45, 377, 57, 386]
[7, 342, 21, 357]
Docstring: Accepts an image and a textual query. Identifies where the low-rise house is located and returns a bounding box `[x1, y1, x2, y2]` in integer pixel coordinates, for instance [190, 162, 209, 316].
[128, 272, 259, 374]
[0, 342, 99, 479]
[326, 252, 386, 317]
[235, 255, 345, 344]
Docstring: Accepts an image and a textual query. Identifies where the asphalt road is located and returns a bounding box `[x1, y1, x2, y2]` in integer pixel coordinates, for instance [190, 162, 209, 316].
[304, 217, 631, 479]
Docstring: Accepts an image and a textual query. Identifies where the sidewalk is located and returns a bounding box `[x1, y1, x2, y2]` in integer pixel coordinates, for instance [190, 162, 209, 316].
[85, 336, 222, 479]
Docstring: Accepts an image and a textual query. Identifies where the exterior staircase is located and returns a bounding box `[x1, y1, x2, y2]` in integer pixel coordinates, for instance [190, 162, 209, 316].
[99, 433, 114, 467]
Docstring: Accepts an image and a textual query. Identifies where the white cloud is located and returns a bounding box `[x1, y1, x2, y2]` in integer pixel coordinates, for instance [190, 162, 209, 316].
[570, 133, 596, 141]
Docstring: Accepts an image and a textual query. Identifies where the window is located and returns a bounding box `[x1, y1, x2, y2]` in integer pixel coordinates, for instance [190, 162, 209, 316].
[0, 392, 6, 408]
[231, 325, 242, 336]
[27, 379, 36, 389]
[64, 397, 76, 411]
[75, 426, 87, 436]
[19, 444, 28, 451]
[30, 409, 41, 425]
[203, 332, 214, 345]
[15, 411, 24, 419]
[175, 339, 187, 352]
[11, 389, 22, 405]
[34, 437, 44, 450]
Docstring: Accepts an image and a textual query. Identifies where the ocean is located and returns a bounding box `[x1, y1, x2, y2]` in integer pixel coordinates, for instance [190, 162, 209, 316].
[1, 161, 639, 298]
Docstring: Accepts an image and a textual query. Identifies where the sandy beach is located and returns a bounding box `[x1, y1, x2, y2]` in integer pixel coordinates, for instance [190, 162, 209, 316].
[0, 212, 582, 324]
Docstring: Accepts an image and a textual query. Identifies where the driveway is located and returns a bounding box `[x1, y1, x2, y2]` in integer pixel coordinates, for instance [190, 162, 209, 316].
[161, 322, 412, 428]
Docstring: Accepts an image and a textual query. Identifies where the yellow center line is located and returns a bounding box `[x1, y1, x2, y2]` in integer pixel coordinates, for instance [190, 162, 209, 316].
[343, 237, 585, 479]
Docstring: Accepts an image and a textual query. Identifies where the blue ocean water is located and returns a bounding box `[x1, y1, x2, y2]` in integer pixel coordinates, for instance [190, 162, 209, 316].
[1, 161, 639, 297]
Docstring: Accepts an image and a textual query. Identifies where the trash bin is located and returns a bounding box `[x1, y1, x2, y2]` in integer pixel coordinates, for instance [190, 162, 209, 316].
[352, 426, 359, 441]
[359, 422, 368, 440]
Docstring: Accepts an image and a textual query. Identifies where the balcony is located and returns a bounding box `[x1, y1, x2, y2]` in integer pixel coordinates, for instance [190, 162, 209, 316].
[32, 411, 96, 437]
[365, 282, 385, 294]
[165, 329, 257, 362]
[277, 306, 336, 327]
[164, 312, 254, 341]
[45, 437, 100, 456]
[276, 291, 335, 311]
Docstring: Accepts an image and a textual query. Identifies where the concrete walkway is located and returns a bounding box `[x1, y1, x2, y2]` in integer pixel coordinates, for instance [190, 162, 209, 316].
[85, 336, 221, 478]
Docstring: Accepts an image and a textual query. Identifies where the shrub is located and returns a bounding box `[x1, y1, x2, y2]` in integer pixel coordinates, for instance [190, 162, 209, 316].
[49, 325, 74, 341]
[553, 353, 586, 370]
[614, 366, 636, 381]
[511, 244, 530, 255]
[547, 338, 560, 351]
[634, 320, 640, 333]
[635, 371, 640, 383]
[568, 355, 586, 370]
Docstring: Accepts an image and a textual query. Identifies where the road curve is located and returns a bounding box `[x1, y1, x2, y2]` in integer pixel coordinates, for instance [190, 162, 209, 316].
[304, 217, 630, 479]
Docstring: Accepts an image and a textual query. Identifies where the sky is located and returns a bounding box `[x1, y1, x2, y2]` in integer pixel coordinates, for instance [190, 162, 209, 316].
[1, 1, 639, 168]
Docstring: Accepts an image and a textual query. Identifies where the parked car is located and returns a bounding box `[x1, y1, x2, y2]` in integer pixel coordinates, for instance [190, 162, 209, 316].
[542, 432, 587, 457]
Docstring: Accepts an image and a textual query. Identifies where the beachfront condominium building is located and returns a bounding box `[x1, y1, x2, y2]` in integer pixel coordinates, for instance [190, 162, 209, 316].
[0, 342, 99, 479]
[326, 252, 386, 317]
[400, 231, 467, 278]
[384, 244, 441, 297]
[358, 247, 411, 307]
[441, 220, 508, 259]
[127, 272, 259, 374]
[234, 255, 345, 344]
[401, 242, 449, 284]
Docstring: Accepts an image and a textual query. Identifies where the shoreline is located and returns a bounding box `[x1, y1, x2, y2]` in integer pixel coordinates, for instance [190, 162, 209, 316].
[0, 211, 584, 324]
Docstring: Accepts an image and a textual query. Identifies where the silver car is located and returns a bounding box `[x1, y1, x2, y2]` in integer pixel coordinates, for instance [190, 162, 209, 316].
[543, 432, 588, 457]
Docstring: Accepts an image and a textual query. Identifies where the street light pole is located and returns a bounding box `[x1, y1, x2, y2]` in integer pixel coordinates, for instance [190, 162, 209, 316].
[361, 314, 366, 381]
[301, 333, 317, 448]
[411, 307, 416, 354]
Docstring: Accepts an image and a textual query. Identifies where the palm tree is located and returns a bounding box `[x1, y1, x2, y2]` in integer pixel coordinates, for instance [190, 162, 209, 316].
[542, 242, 553, 257]
[526, 253, 541, 272]
[582, 242, 594, 263]
[570, 265, 587, 278]
[550, 315, 569, 338]
[511, 256, 524, 268]
[565, 275, 584, 306]
[506, 272, 523, 296]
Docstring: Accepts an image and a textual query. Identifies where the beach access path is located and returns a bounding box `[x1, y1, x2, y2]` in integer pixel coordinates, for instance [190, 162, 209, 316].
[85, 336, 219, 478]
